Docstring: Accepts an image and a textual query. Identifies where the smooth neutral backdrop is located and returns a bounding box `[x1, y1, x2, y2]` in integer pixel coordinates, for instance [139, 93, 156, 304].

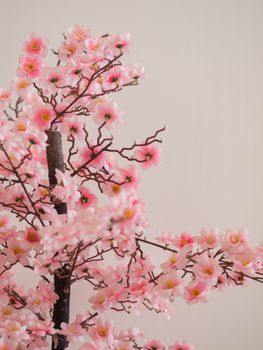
[1, 1, 263, 349]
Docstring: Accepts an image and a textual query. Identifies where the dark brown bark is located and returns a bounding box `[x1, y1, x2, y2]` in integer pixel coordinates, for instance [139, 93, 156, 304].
[46, 131, 70, 350]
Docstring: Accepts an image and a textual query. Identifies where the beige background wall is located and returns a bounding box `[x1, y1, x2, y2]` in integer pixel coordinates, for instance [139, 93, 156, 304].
[1, 0, 263, 349]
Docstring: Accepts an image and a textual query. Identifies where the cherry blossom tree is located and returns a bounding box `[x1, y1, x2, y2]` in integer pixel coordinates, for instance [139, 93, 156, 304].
[0, 25, 262, 350]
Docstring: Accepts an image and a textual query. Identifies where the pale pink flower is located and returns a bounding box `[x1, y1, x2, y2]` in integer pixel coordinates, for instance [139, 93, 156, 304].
[13, 76, 30, 95]
[27, 319, 55, 337]
[58, 39, 80, 61]
[93, 100, 121, 129]
[129, 279, 150, 298]
[13, 117, 30, 133]
[221, 228, 248, 254]
[214, 274, 229, 291]
[114, 341, 133, 350]
[61, 117, 84, 139]
[157, 271, 182, 295]
[196, 227, 219, 249]
[3, 319, 29, 342]
[143, 339, 165, 350]
[126, 63, 145, 81]
[174, 232, 195, 249]
[88, 319, 114, 345]
[6, 239, 30, 265]
[60, 319, 86, 342]
[24, 227, 41, 248]
[19, 56, 42, 78]
[193, 255, 222, 285]
[160, 249, 188, 271]
[119, 165, 140, 190]
[184, 281, 209, 304]
[40, 66, 66, 93]
[0, 214, 9, 229]
[69, 24, 90, 42]
[0, 89, 11, 104]
[232, 247, 258, 274]
[169, 340, 194, 350]
[77, 186, 97, 209]
[33, 106, 54, 129]
[109, 33, 131, 52]
[89, 285, 126, 311]
[135, 145, 160, 169]
[23, 33, 47, 57]
[104, 65, 128, 88]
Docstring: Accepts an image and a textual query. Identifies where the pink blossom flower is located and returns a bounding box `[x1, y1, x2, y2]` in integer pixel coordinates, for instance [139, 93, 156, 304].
[104, 65, 128, 88]
[23, 33, 47, 57]
[143, 339, 165, 350]
[24, 227, 41, 248]
[0, 214, 9, 229]
[135, 145, 160, 169]
[6, 239, 30, 265]
[69, 24, 90, 42]
[232, 247, 258, 274]
[221, 228, 248, 254]
[193, 255, 222, 285]
[3, 319, 29, 342]
[33, 106, 54, 129]
[88, 319, 114, 345]
[19, 56, 42, 78]
[174, 232, 195, 249]
[126, 63, 145, 81]
[169, 340, 194, 350]
[27, 319, 55, 337]
[109, 33, 131, 52]
[60, 317, 86, 342]
[119, 165, 140, 190]
[184, 281, 209, 304]
[61, 117, 84, 139]
[58, 39, 80, 61]
[77, 186, 97, 209]
[157, 271, 182, 295]
[0, 89, 11, 104]
[93, 100, 121, 129]
[13, 76, 30, 96]
[160, 249, 188, 271]
[196, 227, 219, 249]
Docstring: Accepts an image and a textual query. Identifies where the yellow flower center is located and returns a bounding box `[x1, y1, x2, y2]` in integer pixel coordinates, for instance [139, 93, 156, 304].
[42, 113, 51, 122]
[98, 327, 108, 337]
[0, 219, 6, 227]
[1, 306, 12, 316]
[7, 323, 19, 333]
[169, 255, 177, 265]
[97, 295, 105, 304]
[27, 63, 36, 72]
[192, 288, 200, 296]
[123, 208, 134, 220]
[164, 280, 175, 289]
[17, 122, 27, 131]
[204, 267, 213, 276]
[230, 235, 240, 244]
[18, 79, 29, 89]
[112, 184, 121, 193]
[13, 245, 23, 255]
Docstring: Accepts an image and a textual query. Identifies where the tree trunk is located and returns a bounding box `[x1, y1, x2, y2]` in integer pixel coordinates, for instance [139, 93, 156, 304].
[46, 131, 70, 350]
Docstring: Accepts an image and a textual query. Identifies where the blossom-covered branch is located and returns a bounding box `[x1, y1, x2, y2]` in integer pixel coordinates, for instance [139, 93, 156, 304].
[0, 25, 261, 350]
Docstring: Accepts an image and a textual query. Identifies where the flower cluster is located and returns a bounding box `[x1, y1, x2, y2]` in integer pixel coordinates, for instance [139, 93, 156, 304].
[0, 24, 261, 350]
